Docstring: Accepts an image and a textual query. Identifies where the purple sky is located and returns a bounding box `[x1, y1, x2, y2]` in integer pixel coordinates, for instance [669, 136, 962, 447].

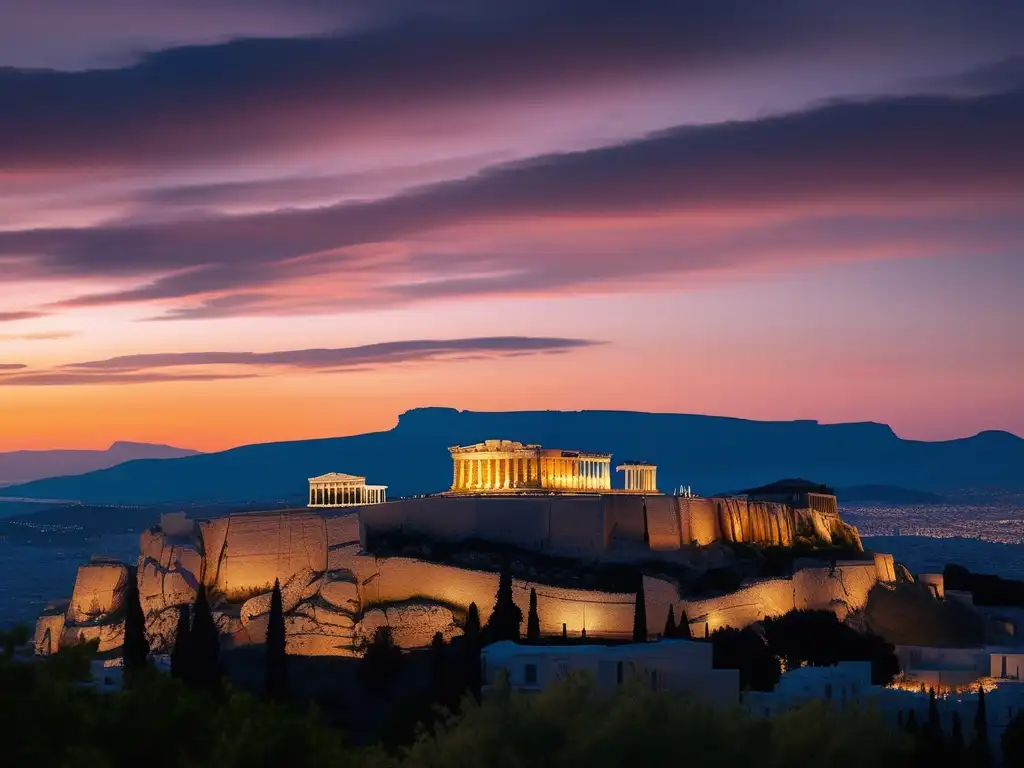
[0, 0, 1021, 450]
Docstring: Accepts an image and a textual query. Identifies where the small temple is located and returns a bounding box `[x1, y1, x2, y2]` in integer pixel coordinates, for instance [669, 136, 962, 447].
[308, 472, 387, 508]
[447, 439, 658, 494]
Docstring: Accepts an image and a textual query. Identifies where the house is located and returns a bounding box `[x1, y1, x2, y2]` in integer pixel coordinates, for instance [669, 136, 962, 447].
[481, 639, 739, 707]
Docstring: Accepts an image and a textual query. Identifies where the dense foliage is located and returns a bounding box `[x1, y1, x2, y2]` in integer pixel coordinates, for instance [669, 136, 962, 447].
[1, 635, 916, 768]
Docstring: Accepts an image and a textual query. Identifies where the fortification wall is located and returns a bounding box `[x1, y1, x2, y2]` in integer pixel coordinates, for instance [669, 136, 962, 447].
[348, 554, 659, 639]
[645, 496, 682, 551]
[792, 562, 879, 619]
[213, 511, 328, 598]
[680, 560, 885, 632]
[682, 578, 797, 635]
[602, 496, 647, 547]
[681, 497, 721, 546]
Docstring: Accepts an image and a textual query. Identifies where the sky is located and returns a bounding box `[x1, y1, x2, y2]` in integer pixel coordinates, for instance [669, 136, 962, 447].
[0, 0, 1022, 451]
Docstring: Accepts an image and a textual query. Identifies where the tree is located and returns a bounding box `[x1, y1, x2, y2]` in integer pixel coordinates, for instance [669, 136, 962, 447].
[676, 607, 692, 640]
[949, 712, 964, 767]
[632, 576, 647, 643]
[487, 557, 523, 642]
[923, 688, 944, 763]
[663, 606, 677, 639]
[265, 578, 288, 701]
[972, 687, 991, 768]
[762, 609, 900, 685]
[710, 627, 781, 692]
[430, 631, 447, 706]
[170, 603, 190, 681]
[121, 566, 150, 681]
[189, 585, 221, 689]
[464, 602, 482, 700]
[359, 626, 403, 693]
[1001, 711, 1024, 767]
[526, 588, 541, 643]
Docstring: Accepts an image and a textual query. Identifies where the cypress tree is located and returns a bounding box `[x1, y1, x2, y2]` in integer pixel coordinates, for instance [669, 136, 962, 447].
[950, 712, 964, 766]
[189, 584, 221, 689]
[926, 688, 944, 760]
[704, 623, 709, 640]
[632, 576, 647, 643]
[526, 588, 541, 643]
[487, 557, 522, 642]
[170, 603, 191, 682]
[430, 631, 447, 705]
[663, 606, 677, 639]
[677, 608, 692, 640]
[265, 578, 288, 701]
[972, 687, 991, 768]
[464, 602, 482, 700]
[121, 566, 150, 679]
[562, 623, 567, 641]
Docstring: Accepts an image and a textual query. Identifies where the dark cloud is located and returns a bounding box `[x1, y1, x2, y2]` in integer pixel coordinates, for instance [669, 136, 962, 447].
[0, 311, 46, 322]
[0, 336, 601, 385]
[0, 364, 28, 371]
[3, 84, 1022, 317]
[1, 1, 1022, 171]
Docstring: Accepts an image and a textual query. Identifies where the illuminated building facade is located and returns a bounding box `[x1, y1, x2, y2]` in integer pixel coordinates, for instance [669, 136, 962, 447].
[449, 439, 657, 494]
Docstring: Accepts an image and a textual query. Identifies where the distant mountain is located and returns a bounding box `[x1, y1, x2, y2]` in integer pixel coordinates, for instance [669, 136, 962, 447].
[836, 485, 947, 505]
[0, 441, 199, 487]
[0, 407, 1020, 505]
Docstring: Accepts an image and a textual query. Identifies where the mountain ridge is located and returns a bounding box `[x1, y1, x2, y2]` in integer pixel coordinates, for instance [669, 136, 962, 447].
[0, 441, 200, 487]
[1, 407, 1020, 504]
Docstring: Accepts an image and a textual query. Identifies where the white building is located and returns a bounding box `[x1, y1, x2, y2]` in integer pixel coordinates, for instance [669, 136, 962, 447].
[745, 662, 875, 717]
[308, 472, 387, 508]
[481, 639, 739, 708]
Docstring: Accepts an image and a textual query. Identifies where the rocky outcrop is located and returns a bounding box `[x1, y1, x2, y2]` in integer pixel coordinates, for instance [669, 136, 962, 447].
[356, 604, 460, 649]
[239, 566, 317, 625]
[67, 559, 128, 624]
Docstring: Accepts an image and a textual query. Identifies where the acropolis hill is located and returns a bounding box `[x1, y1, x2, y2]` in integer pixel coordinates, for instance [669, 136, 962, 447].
[33, 433, 920, 661]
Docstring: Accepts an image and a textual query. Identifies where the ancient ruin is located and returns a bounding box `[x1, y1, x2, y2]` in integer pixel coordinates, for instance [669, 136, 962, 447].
[34, 437, 902, 661]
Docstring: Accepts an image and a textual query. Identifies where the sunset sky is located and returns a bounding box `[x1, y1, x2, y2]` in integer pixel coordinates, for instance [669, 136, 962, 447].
[1, 0, 1022, 451]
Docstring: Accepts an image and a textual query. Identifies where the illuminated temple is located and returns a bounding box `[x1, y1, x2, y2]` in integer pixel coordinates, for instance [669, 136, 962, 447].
[448, 439, 658, 494]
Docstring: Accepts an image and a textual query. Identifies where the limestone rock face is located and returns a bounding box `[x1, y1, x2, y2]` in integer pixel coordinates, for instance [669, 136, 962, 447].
[356, 604, 459, 649]
[320, 572, 360, 614]
[68, 560, 129, 624]
[34, 611, 66, 655]
[138, 528, 201, 614]
[144, 606, 182, 652]
[62, 619, 125, 653]
[239, 566, 316, 625]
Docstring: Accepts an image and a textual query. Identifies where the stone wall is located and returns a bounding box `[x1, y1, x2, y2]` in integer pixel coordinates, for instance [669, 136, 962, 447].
[679, 559, 887, 633]
[67, 560, 128, 624]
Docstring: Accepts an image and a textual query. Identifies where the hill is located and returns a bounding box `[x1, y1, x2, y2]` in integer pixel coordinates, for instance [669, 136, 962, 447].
[0, 407, 1020, 505]
[0, 441, 199, 486]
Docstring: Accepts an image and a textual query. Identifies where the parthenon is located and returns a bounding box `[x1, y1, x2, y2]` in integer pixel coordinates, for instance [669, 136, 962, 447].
[449, 439, 657, 494]
[308, 472, 387, 507]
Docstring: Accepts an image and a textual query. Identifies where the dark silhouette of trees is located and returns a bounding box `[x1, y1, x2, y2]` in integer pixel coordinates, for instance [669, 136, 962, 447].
[170, 603, 190, 681]
[663, 606, 677, 639]
[923, 688, 944, 763]
[265, 579, 288, 701]
[762, 609, 900, 685]
[121, 566, 150, 680]
[189, 585, 222, 689]
[359, 626, 403, 693]
[486, 558, 522, 642]
[526, 588, 541, 643]
[632, 577, 647, 643]
[677, 608, 692, 640]
[949, 712, 965, 767]
[1002, 710, 1024, 767]
[463, 602, 482, 700]
[430, 631, 449, 707]
[971, 687, 991, 768]
[710, 627, 781, 692]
